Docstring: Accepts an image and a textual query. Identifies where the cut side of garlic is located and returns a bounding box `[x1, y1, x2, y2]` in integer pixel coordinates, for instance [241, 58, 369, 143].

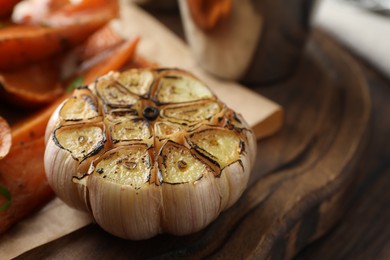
[60, 94, 99, 121]
[154, 73, 214, 104]
[53, 124, 105, 161]
[92, 145, 151, 187]
[109, 119, 152, 145]
[161, 101, 221, 124]
[117, 69, 154, 97]
[159, 141, 207, 184]
[96, 80, 139, 108]
[154, 122, 182, 140]
[45, 68, 256, 240]
[187, 128, 242, 170]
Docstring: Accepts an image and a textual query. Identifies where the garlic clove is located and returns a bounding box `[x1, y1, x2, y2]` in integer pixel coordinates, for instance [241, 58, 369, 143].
[187, 128, 243, 172]
[88, 174, 162, 240]
[53, 123, 106, 161]
[96, 79, 139, 108]
[45, 137, 89, 210]
[87, 145, 161, 239]
[161, 101, 221, 125]
[154, 121, 182, 140]
[108, 118, 152, 146]
[116, 69, 154, 98]
[158, 141, 223, 235]
[59, 91, 99, 122]
[161, 172, 221, 236]
[105, 109, 139, 122]
[90, 145, 152, 187]
[154, 71, 214, 104]
[158, 140, 207, 184]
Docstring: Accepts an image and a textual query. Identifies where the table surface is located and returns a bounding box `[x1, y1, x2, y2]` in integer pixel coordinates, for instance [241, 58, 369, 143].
[145, 7, 390, 260]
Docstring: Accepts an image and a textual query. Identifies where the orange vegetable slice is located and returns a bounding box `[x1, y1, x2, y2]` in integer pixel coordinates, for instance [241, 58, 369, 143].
[0, 136, 54, 233]
[0, 20, 108, 70]
[80, 23, 125, 61]
[80, 36, 140, 85]
[0, 0, 21, 18]
[0, 117, 11, 159]
[0, 58, 64, 108]
[13, 0, 118, 27]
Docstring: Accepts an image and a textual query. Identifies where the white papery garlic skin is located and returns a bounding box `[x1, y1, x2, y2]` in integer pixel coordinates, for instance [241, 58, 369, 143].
[44, 68, 256, 239]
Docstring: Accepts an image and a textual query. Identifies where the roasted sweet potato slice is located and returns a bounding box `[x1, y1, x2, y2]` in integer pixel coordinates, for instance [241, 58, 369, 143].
[0, 136, 53, 234]
[11, 97, 69, 146]
[0, 58, 64, 108]
[124, 55, 159, 70]
[0, 0, 21, 18]
[0, 117, 11, 159]
[44, 1, 118, 27]
[12, 0, 70, 23]
[0, 21, 107, 70]
[13, 0, 118, 27]
[80, 22, 124, 61]
[0, 92, 69, 233]
[0, 96, 63, 232]
[80, 36, 140, 85]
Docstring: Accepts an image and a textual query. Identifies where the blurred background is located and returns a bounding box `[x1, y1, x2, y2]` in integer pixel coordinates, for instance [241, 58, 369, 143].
[134, 0, 390, 81]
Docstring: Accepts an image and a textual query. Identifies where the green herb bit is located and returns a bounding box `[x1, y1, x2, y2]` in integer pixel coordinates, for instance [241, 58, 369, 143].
[66, 76, 85, 93]
[0, 185, 12, 212]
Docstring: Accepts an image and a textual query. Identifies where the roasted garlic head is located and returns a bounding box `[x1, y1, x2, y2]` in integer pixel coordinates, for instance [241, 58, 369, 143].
[44, 68, 256, 239]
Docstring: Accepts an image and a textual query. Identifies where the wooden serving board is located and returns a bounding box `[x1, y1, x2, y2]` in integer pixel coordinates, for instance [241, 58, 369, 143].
[12, 23, 370, 260]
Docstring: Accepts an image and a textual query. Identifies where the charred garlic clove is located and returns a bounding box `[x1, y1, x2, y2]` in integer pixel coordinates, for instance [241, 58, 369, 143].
[187, 128, 243, 170]
[159, 141, 207, 184]
[117, 69, 154, 97]
[96, 80, 138, 108]
[109, 119, 152, 145]
[154, 122, 182, 140]
[92, 145, 151, 187]
[59, 92, 99, 122]
[44, 68, 256, 240]
[154, 72, 214, 104]
[161, 101, 221, 125]
[53, 124, 105, 161]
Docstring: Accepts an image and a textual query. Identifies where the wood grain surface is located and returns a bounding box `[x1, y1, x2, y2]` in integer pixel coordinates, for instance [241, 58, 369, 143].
[14, 29, 375, 259]
[296, 47, 390, 260]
